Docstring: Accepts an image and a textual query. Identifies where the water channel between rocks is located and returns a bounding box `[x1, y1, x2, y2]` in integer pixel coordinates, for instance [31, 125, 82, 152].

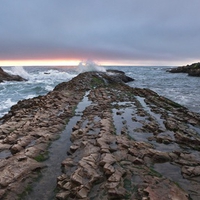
[111, 99, 159, 142]
[25, 91, 92, 200]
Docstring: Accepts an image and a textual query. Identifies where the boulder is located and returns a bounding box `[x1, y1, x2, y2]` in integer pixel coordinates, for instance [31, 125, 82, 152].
[106, 69, 134, 82]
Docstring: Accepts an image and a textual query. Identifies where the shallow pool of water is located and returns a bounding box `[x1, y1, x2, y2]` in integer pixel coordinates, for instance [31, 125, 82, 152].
[25, 91, 92, 199]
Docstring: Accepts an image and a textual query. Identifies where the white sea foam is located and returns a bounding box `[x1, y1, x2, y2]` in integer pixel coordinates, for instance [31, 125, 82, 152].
[10, 66, 30, 79]
[25, 94, 37, 99]
[29, 69, 76, 84]
[77, 60, 106, 73]
[0, 67, 77, 118]
[45, 85, 54, 91]
[0, 98, 15, 110]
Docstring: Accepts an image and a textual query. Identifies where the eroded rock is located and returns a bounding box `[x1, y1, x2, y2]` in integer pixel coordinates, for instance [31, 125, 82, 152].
[0, 71, 200, 199]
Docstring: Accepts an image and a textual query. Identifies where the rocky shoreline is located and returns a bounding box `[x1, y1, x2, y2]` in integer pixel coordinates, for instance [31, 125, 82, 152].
[0, 71, 200, 199]
[167, 62, 200, 76]
[0, 67, 26, 82]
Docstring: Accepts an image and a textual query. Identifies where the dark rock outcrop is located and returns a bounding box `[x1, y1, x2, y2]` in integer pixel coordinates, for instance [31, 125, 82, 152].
[167, 62, 200, 76]
[54, 70, 133, 92]
[0, 67, 27, 82]
[106, 69, 134, 82]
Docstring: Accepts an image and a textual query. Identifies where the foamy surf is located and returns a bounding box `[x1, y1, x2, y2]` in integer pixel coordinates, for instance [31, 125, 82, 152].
[5, 66, 30, 80]
[0, 66, 77, 118]
[0, 98, 16, 116]
[0, 65, 200, 118]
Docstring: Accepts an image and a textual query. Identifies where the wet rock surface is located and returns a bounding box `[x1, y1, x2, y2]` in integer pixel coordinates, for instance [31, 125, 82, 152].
[167, 62, 200, 76]
[0, 67, 26, 82]
[0, 71, 200, 199]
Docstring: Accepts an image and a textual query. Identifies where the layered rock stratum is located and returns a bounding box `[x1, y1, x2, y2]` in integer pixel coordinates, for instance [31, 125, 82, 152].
[0, 67, 26, 82]
[0, 71, 200, 199]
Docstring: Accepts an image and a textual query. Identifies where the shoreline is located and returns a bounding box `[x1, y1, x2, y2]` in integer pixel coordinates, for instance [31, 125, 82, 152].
[0, 71, 200, 199]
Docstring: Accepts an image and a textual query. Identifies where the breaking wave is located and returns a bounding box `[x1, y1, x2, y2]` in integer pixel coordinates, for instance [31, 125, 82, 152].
[10, 66, 30, 79]
[77, 60, 106, 73]
[0, 66, 77, 118]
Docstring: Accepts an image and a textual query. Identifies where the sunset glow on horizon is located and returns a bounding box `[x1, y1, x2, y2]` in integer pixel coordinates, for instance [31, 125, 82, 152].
[0, 59, 81, 67]
[0, 1, 200, 68]
[0, 58, 194, 67]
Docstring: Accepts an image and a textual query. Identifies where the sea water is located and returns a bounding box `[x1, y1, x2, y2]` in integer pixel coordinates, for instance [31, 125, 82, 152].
[0, 64, 200, 118]
[0, 66, 77, 117]
[123, 66, 200, 113]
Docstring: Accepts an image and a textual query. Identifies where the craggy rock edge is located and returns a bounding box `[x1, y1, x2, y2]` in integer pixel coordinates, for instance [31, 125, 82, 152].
[0, 71, 200, 199]
[167, 62, 200, 76]
[0, 67, 26, 82]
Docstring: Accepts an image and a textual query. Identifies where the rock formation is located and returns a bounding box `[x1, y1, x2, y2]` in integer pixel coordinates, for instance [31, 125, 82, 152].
[106, 69, 134, 82]
[0, 71, 200, 199]
[167, 62, 200, 76]
[0, 67, 26, 82]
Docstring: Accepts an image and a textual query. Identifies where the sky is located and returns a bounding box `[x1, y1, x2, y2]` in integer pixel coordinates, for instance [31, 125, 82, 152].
[0, 0, 200, 66]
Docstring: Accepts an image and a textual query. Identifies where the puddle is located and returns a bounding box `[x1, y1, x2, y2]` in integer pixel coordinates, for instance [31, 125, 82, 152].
[131, 174, 143, 185]
[131, 131, 154, 142]
[25, 91, 92, 200]
[26, 140, 36, 148]
[159, 131, 175, 140]
[151, 131, 182, 152]
[0, 150, 11, 159]
[87, 127, 101, 135]
[154, 162, 199, 199]
[153, 142, 181, 152]
[188, 124, 200, 136]
[136, 96, 166, 130]
[112, 102, 154, 142]
[112, 102, 138, 135]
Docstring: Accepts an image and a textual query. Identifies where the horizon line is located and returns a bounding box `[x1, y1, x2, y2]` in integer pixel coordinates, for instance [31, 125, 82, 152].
[0, 58, 197, 67]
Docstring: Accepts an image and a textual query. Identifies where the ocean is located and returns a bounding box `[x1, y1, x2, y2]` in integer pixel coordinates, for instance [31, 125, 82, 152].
[0, 65, 200, 118]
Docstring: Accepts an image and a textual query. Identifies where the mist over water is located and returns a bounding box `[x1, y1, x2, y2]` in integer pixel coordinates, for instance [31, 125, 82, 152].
[0, 65, 200, 118]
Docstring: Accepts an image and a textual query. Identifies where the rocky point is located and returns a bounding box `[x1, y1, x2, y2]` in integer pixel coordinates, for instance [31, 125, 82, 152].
[167, 62, 200, 76]
[0, 67, 26, 82]
[0, 70, 200, 200]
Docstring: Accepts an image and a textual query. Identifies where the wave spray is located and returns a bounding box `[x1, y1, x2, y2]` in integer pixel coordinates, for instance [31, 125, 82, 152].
[11, 66, 30, 79]
[77, 60, 106, 73]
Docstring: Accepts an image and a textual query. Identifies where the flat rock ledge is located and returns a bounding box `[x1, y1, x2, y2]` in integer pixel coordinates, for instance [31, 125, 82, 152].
[167, 62, 200, 76]
[0, 67, 26, 82]
[0, 71, 200, 199]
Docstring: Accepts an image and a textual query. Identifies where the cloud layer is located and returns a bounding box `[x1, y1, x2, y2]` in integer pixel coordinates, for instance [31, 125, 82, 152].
[0, 0, 200, 65]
